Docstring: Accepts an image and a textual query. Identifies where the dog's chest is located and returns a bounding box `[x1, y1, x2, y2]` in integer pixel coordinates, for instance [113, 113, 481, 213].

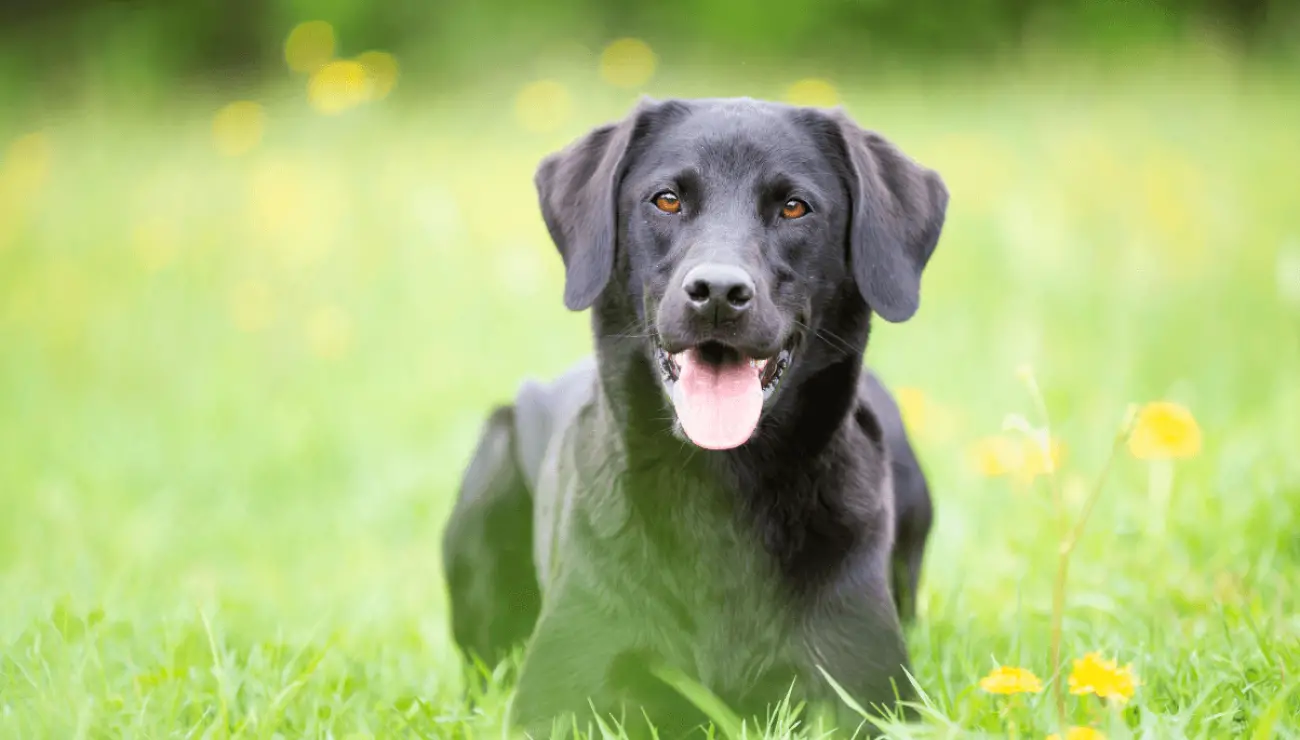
[641, 479, 794, 687]
[581, 460, 799, 695]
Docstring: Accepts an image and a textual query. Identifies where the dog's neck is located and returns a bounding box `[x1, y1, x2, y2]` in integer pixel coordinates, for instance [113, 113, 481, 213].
[588, 283, 873, 477]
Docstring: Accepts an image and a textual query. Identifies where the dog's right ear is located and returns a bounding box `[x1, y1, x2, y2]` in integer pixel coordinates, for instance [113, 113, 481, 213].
[534, 99, 659, 311]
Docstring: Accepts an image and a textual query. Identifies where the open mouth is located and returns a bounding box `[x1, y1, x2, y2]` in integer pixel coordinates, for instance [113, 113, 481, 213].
[652, 336, 795, 450]
[655, 340, 793, 398]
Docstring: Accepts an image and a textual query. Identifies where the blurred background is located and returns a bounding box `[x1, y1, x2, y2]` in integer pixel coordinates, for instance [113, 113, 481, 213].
[2, 0, 1299, 736]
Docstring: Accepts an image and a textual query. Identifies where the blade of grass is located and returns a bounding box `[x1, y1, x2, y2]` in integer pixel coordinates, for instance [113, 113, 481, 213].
[648, 662, 745, 740]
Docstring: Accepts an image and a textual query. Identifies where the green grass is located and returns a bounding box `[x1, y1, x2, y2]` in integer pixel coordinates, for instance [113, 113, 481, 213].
[2, 53, 1299, 739]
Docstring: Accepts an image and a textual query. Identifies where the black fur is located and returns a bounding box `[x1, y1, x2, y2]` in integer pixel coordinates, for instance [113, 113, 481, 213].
[441, 97, 948, 738]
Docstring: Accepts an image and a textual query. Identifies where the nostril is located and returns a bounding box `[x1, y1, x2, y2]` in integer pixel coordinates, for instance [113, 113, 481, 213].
[726, 283, 753, 308]
[681, 263, 756, 316]
[686, 280, 711, 304]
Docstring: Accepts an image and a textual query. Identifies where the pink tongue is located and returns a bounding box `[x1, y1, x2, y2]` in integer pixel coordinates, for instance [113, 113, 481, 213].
[671, 349, 763, 450]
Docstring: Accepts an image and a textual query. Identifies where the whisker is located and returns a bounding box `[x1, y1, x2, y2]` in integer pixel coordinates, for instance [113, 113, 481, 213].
[793, 318, 858, 356]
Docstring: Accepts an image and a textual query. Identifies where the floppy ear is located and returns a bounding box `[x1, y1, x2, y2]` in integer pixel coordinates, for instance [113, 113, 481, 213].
[827, 109, 949, 323]
[534, 100, 656, 311]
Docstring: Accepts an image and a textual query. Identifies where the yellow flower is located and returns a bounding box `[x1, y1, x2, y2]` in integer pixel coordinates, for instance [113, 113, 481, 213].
[978, 665, 1043, 695]
[1128, 401, 1201, 460]
[1021, 434, 1064, 479]
[1068, 652, 1139, 702]
[968, 434, 1064, 482]
[1046, 727, 1106, 740]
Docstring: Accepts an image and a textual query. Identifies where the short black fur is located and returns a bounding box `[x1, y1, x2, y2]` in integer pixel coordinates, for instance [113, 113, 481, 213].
[442, 97, 948, 738]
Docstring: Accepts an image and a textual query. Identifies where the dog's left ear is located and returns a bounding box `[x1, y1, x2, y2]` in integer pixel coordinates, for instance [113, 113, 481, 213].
[824, 109, 949, 323]
[535, 98, 663, 312]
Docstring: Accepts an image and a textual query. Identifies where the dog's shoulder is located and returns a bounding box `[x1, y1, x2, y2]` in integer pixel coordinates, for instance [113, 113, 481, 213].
[513, 355, 599, 488]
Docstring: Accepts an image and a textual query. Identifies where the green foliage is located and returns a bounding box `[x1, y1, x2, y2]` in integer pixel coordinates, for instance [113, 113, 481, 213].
[2, 0, 1299, 117]
[2, 52, 1299, 738]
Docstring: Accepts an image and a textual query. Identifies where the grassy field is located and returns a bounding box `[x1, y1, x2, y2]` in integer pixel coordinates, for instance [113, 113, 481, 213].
[2, 51, 1299, 738]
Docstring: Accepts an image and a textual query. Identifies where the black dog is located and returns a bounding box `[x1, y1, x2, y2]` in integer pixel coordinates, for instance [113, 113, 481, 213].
[442, 97, 947, 737]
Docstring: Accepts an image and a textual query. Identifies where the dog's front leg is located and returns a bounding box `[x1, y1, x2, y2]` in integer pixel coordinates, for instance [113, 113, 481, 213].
[801, 565, 918, 730]
[507, 582, 628, 738]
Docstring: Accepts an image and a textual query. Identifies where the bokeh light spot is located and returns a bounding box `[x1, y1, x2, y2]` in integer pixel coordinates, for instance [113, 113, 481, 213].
[1277, 240, 1300, 310]
[284, 20, 336, 73]
[784, 78, 840, 108]
[896, 386, 927, 434]
[356, 51, 400, 101]
[308, 60, 371, 115]
[247, 159, 309, 237]
[0, 131, 52, 248]
[599, 38, 657, 89]
[307, 306, 353, 359]
[2, 131, 53, 194]
[212, 101, 265, 157]
[515, 79, 573, 134]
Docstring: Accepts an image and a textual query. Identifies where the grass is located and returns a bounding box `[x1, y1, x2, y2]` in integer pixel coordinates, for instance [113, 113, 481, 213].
[2, 51, 1299, 738]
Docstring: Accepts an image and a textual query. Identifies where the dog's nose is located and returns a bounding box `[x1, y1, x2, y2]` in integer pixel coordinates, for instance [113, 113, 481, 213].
[682, 263, 755, 321]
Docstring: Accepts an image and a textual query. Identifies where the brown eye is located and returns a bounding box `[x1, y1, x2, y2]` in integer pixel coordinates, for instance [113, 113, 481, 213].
[653, 191, 681, 214]
[781, 199, 809, 219]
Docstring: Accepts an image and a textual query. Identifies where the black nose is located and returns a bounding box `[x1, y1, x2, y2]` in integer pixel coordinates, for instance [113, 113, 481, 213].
[682, 263, 755, 321]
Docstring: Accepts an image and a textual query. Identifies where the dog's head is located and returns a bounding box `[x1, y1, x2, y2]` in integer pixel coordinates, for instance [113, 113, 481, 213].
[535, 97, 947, 450]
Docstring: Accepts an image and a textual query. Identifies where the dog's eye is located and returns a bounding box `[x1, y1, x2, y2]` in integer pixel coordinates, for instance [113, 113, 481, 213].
[780, 199, 810, 219]
[652, 191, 681, 214]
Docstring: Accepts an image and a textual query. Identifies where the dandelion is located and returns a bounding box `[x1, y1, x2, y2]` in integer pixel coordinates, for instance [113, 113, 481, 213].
[1128, 400, 1201, 535]
[1046, 728, 1106, 740]
[978, 665, 1043, 695]
[599, 38, 657, 89]
[970, 435, 1018, 477]
[1128, 401, 1201, 460]
[1068, 652, 1139, 703]
[1020, 433, 1064, 480]
[968, 434, 1064, 485]
[784, 78, 839, 108]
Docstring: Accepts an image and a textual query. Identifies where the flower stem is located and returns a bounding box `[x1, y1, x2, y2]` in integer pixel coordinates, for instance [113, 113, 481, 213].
[1049, 408, 1137, 731]
[1148, 457, 1174, 535]
[1018, 368, 1065, 519]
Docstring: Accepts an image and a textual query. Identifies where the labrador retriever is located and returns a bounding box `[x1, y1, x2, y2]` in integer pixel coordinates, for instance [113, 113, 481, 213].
[442, 97, 947, 738]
